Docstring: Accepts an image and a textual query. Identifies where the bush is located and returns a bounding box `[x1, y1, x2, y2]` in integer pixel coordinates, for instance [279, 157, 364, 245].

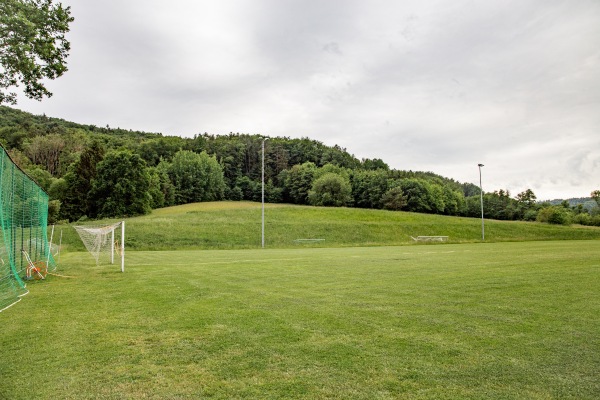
[523, 209, 538, 221]
[226, 185, 244, 201]
[47, 200, 61, 224]
[308, 173, 353, 207]
[572, 213, 592, 226]
[537, 206, 571, 225]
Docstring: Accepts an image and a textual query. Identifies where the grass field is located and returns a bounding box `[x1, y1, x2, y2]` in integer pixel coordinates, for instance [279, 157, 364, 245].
[2, 239, 599, 399]
[57, 202, 600, 252]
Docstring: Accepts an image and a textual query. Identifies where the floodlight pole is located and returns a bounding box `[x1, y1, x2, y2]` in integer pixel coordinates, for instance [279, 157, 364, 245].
[261, 138, 266, 248]
[478, 163, 485, 241]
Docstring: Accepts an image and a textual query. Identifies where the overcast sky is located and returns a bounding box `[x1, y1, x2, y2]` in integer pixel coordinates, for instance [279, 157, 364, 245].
[16, 0, 600, 200]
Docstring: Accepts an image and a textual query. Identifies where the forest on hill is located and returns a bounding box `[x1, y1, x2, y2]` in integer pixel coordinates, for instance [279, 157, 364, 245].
[1, 106, 599, 226]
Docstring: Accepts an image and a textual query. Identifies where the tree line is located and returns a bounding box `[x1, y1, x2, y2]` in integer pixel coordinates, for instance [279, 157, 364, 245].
[1, 106, 599, 226]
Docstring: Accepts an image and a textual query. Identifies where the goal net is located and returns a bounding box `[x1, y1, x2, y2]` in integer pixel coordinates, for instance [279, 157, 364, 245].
[73, 221, 125, 272]
[0, 145, 57, 312]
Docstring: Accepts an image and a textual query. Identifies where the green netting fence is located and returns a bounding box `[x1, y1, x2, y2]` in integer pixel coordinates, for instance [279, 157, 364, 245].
[0, 145, 56, 312]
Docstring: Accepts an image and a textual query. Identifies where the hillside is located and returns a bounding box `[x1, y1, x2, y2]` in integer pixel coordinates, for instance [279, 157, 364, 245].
[59, 202, 600, 252]
[1, 106, 598, 227]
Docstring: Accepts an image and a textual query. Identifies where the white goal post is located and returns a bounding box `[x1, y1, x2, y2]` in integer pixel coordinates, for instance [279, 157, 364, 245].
[73, 221, 125, 272]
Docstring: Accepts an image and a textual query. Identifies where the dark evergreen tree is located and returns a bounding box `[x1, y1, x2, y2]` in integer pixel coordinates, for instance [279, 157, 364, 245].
[61, 141, 104, 220]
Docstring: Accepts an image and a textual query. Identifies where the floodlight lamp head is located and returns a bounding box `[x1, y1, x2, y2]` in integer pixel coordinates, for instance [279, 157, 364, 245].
[478, 163, 484, 167]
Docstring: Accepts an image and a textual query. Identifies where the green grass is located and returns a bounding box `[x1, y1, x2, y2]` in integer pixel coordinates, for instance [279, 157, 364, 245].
[1, 240, 599, 399]
[57, 201, 600, 252]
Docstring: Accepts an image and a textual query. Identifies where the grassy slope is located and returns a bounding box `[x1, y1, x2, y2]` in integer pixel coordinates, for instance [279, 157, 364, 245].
[1, 241, 599, 399]
[59, 201, 600, 252]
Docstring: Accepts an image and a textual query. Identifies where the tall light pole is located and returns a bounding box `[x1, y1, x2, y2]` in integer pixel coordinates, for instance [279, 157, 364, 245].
[478, 163, 485, 241]
[261, 138, 266, 248]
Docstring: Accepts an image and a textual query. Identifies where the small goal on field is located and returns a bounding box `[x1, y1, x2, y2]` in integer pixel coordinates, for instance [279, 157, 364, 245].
[74, 221, 125, 272]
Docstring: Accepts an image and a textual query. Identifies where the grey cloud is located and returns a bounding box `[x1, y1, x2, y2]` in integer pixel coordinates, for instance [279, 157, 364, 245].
[14, 0, 600, 199]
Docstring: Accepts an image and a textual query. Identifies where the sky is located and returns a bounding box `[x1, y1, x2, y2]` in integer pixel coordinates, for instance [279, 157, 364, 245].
[15, 0, 600, 200]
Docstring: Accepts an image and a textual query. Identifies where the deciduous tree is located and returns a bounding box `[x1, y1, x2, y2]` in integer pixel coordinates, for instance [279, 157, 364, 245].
[0, 0, 74, 104]
[90, 150, 152, 218]
[281, 161, 317, 204]
[592, 190, 600, 207]
[308, 172, 353, 207]
[167, 150, 225, 204]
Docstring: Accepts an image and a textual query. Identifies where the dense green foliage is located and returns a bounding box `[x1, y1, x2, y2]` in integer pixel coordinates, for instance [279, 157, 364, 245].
[1, 241, 599, 398]
[0, 0, 73, 104]
[167, 150, 225, 204]
[90, 150, 152, 218]
[1, 105, 599, 224]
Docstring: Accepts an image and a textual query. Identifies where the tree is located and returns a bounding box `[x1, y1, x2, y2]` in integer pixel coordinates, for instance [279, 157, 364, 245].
[308, 172, 353, 207]
[24, 133, 65, 175]
[47, 199, 60, 223]
[399, 179, 434, 213]
[361, 158, 389, 171]
[381, 186, 407, 211]
[0, 0, 74, 104]
[24, 165, 52, 190]
[281, 161, 317, 204]
[515, 189, 537, 220]
[167, 150, 225, 204]
[235, 176, 260, 201]
[47, 175, 65, 200]
[136, 136, 185, 167]
[155, 161, 176, 207]
[147, 164, 175, 208]
[483, 190, 516, 220]
[516, 189, 537, 207]
[441, 185, 464, 215]
[592, 190, 600, 207]
[351, 169, 389, 209]
[90, 150, 152, 218]
[61, 141, 104, 220]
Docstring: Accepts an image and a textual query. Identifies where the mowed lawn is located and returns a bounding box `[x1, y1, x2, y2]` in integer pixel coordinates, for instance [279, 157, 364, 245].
[1, 240, 599, 399]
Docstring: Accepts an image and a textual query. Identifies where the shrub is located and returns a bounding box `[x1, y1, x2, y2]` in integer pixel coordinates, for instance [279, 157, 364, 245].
[523, 209, 538, 221]
[537, 206, 571, 225]
[572, 213, 592, 226]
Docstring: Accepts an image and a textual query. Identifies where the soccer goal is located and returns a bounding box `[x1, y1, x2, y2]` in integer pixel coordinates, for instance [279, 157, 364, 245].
[74, 221, 125, 272]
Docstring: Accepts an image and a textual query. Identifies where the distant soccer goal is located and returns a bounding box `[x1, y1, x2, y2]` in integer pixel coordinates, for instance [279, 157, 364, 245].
[74, 221, 125, 272]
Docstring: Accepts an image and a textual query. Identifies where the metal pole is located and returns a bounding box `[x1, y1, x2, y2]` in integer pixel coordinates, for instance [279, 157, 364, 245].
[57, 230, 62, 267]
[111, 228, 115, 264]
[121, 221, 125, 272]
[478, 163, 485, 241]
[261, 138, 266, 248]
[46, 225, 55, 268]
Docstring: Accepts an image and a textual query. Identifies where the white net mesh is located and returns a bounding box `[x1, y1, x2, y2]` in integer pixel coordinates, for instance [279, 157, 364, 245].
[74, 222, 122, 265]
